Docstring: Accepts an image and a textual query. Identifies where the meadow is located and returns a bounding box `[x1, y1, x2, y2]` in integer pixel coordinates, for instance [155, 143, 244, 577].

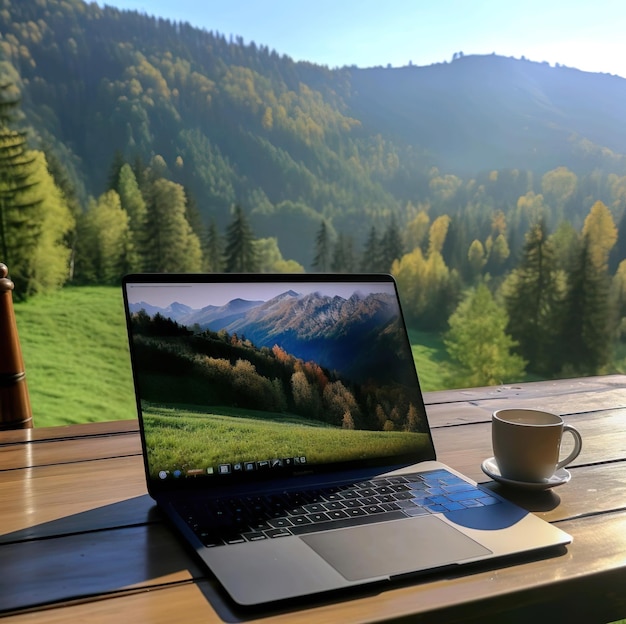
[14, 286, 137, 426]
[12, 286, 471, 427]
[143, 403, 431, 478]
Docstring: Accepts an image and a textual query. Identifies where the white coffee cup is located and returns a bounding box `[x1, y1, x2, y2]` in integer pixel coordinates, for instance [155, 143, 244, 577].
[492, 408, 583, 482]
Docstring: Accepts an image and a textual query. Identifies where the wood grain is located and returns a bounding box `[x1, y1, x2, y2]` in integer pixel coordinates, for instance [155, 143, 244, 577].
[2, 375, 626, 623]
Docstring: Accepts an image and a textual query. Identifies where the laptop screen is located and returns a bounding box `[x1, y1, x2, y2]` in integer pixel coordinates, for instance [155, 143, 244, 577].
[122, 274, 436, 491]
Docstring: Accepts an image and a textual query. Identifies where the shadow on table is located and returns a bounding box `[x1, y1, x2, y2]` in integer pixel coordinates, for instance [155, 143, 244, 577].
[0, 494, 570, 622]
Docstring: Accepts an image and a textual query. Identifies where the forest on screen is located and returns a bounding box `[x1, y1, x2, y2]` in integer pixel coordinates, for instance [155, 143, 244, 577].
[131, 310, 427, 434]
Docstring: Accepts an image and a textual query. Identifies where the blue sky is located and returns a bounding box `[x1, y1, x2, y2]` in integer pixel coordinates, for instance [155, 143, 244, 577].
[98, 0, 626, 77]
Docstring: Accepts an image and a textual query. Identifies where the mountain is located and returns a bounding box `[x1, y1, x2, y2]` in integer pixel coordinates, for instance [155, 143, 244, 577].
[348, 55, 626, 175]
[182, 298, 265, 330]
[2, 1, 626, 268]
[136, 289, 411, 382]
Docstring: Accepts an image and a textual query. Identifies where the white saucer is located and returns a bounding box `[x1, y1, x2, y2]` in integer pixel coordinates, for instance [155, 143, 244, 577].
[481, 457, 571, 490]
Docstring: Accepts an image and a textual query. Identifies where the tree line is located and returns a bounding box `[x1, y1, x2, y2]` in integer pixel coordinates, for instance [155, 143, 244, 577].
[131, 310, 425, 433]
[2, 76, 626, 390]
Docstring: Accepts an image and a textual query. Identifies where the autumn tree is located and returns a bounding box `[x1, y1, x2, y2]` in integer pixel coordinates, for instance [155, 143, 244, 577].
[541, 167, 578, 221]
[393, 215, 460, 330]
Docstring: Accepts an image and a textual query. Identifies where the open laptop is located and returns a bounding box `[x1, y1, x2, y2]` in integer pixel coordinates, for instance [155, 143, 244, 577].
[121, 272, 571, 606]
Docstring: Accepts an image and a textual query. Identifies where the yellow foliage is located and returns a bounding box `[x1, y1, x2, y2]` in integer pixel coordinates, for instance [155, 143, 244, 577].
[582, 200, 617, 268]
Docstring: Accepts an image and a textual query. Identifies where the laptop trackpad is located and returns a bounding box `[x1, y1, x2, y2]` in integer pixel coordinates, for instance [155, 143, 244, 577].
[300, 516, 491, 581]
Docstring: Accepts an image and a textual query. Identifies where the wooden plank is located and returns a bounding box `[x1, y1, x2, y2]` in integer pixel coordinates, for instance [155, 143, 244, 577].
[426, 386, 626, 427]
[0, 456, 150, 542]
[1, 408, 624, 541]
[424, 374, 626, 407]
[0, 432, 142, 470]
[0, 420, 139, 446]
[432, 407, 626, 478]
[0, 524, 203, 614]
[2, 510, 626, 623]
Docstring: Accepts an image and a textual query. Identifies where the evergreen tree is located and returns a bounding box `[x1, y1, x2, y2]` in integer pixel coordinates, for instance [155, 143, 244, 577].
[379, 216, 404, 272]
[444, 282, 526, 387]
[360, 225, 381, 272]
[610, 209, 626, 273]
[0, 83, 43, 296]
[312, 220, 332, 272]
[559, 204, 617, 374]
[117, 163, 147, 272]
[504, 220, 564, 375]
[331, 233, 356, 273]
[559, 236, 612, 374]
[144, 178, 203, 272]
[74, 190, 131, 284]
[223, 204, 258, 272]
[204, 218, 224, 272]
[107, 149, 126, 194]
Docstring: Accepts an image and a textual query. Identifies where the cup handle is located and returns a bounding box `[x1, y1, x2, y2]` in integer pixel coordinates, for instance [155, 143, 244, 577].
[556, 424, 583, 470]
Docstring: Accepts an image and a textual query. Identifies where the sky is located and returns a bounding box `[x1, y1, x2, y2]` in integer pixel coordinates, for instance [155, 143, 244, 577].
[97, 0, 626, 78]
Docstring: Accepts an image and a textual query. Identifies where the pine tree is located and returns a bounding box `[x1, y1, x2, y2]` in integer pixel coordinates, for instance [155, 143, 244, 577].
[379, 216, 404, 272]
[312, 220, 332, 272]
[561, 201, 617, 374]
[204, 218, 224, 272]
[223, 204, 258, 272]
[331, 232, 356, 273]
[144, 178, 203, 272]
[117, 163, 147, 272]
[360, 225, 381, 272]
[0, 83, 43, 296]
[560, 233, 614, 375]
[504, 220, 564, 375]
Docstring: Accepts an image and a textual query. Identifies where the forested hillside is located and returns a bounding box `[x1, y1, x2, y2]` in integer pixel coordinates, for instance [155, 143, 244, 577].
[2, 0, 626, 386]
[3, 0, 626, 263]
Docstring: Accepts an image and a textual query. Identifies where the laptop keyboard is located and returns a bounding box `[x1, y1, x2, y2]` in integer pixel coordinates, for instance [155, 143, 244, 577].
[179, 469, 501, 547]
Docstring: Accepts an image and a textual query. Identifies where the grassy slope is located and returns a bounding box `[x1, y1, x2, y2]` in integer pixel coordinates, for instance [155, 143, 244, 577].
[13, 287, 450, 428]
[14, 286, 137, 427]
[408, 329, 449, 392]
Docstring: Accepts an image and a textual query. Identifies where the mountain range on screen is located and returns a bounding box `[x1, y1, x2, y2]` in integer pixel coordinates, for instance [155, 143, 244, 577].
[130, 290, 412, 383]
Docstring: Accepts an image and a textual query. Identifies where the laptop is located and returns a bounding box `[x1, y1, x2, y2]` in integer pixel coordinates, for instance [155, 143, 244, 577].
[121, 272, 571, 606]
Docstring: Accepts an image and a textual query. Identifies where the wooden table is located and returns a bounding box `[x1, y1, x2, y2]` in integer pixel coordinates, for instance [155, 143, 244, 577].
[2, 374, 626, 623]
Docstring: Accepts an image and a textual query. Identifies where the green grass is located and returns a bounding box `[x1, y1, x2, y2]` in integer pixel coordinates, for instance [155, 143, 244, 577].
[13, 286, 451, 428]
[408, 328, 449, 392]
[14, 286, 137, 427]
[143, 403, 430, 477]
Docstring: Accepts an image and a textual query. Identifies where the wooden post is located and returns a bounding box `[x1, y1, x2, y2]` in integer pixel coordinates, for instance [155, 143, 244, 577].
[0, 263, 33, 429]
